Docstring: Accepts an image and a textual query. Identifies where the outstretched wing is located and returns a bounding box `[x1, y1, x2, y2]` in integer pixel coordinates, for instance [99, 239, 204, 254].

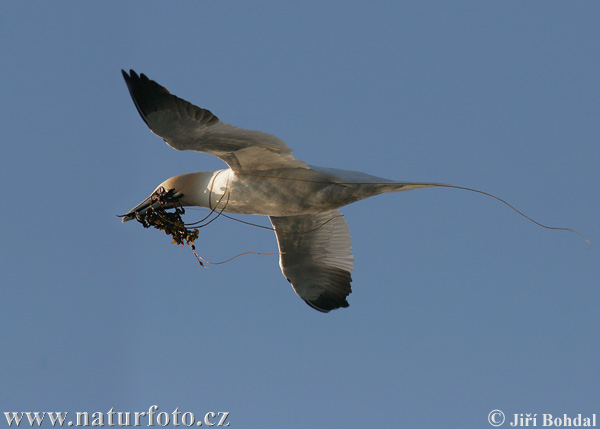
[270, 210, 354, 312]
[122, 70, 307, 172]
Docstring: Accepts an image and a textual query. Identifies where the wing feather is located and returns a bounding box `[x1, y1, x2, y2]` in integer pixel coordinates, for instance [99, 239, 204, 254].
[269, 210, 354, 312]
[122, 70, 307, 172]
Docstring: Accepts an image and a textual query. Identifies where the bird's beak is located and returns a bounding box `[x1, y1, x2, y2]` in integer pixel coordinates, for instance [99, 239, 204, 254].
[120, 187, 184, 223]
[121, 194, 158, 223]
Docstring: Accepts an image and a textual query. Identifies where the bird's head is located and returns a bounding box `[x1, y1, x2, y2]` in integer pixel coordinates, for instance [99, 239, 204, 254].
[121, 172, 215, 223]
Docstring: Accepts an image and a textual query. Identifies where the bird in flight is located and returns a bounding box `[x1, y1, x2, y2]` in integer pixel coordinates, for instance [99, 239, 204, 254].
[120, 70, 584, 312]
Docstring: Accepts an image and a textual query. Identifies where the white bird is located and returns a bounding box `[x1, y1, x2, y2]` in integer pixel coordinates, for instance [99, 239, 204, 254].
[119, 70, 449, 312]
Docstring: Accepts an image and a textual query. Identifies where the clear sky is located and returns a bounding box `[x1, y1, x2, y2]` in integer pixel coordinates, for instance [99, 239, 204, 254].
[2, 2, 599, 428]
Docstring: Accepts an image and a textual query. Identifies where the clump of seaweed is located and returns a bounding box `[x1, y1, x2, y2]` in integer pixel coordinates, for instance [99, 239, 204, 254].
[131, 188, 205, 266]
[134, 188, 199, 246]
[129, 186, 283, 266]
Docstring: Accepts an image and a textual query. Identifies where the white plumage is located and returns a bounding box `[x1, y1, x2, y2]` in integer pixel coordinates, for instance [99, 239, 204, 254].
[121, 70, 446, 312]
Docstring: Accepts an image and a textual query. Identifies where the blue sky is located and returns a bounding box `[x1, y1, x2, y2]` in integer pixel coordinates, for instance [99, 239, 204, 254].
[2, 2, 599, 427]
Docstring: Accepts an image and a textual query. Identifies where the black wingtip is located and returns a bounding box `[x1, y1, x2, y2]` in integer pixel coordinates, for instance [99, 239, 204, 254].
[304, 296, 350, 313]
[121, 69, 146, 83]
[121, 69, 138, 80]
[122, 69, 171, 94]
[120, 68, 219, 133]
[121, 69, 135, 92]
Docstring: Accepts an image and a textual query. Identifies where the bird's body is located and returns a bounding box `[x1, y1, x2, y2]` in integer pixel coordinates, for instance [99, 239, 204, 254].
[121, 70, 445, 312]
[138, 167, 440, 217]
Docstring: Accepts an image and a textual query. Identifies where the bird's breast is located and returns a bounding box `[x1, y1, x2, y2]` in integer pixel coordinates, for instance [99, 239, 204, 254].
[212, 169, 348, 216]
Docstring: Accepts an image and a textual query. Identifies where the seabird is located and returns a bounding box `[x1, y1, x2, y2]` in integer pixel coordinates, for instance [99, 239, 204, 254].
[120, 69, 449, 312]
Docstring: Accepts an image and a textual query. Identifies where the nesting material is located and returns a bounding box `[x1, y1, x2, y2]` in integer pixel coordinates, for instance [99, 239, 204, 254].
[134, 188, 199, 246]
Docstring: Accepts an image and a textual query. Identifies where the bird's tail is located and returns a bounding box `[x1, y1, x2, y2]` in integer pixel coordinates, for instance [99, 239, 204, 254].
[375, 181, 448, 193]
[376, 181, 590, 247]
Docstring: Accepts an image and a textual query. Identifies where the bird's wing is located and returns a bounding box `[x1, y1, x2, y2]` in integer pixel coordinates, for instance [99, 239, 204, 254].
[122, 70, 308, 172]
[269, 210, 354, 312]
